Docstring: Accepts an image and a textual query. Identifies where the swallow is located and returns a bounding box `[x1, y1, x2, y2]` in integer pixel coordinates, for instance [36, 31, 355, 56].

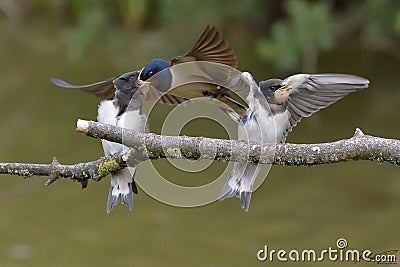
[50, 75, 182, 191]
[52, 70, 153, 212]
[97, 71, 148, 213]
[219, 73, 370, 211]
[138, 25, 247, 118]
[50, 25, 247, 118]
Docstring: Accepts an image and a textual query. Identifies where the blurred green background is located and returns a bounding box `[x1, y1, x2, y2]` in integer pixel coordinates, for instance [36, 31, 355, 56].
[0, 0, 399, 266]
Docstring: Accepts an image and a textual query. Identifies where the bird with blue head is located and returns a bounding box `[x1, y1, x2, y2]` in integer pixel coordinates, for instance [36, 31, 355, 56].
[51, 25, 245, 213]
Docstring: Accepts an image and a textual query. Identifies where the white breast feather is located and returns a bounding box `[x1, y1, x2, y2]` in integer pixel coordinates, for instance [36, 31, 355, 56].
[97, 100, 118, 125]
[240, 100, 290, 144]
[117, 109, 147, 132]
[97, 100, 147, 156]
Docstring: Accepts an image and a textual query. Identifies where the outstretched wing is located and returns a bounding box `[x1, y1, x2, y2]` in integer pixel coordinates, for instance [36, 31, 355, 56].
[144, 26, 243, 112]
[282, 73, 370, 140]
[51, 77, 185, 105]
[171, 25, 237, 67]
[141, 83, 186, 105]
[50, 77, 115, 100]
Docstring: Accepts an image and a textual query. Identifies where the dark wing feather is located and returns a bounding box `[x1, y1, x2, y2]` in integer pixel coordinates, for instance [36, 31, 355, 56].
[283, 74, 369, 140]
[171, 25, 237, 67]
[50, 77, 116, 100]
[51, 76, 185, 105]
[159, 94, 186, 105]
[140, 81, 187, 105]
[162, 26, 241, 111]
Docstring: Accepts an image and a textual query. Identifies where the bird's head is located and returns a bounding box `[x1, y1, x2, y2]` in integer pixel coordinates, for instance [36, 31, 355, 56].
[114, 71, 139, 93]
[139, 58, 171, 81]
[259, 78, 291, 104]
[113, 71, 141, 116]
[113, 71, 141, 101]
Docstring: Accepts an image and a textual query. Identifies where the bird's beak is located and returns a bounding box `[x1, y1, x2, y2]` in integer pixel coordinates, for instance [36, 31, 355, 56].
[137, 79, 144, 86]
[278, 85, 291, 91]
[274, 84, 291, 103]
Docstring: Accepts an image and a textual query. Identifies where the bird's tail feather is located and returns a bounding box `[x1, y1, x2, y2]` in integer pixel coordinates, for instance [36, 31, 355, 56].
[107, 183, 133, 213]
[218, 177, 241, 200]
[106, 168, 137, 214]
[218, 163, 258, 212]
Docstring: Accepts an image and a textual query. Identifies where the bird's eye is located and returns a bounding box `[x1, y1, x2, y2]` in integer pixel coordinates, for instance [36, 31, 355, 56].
[148, 70, 154, 76]
[270, 85, 280, 91]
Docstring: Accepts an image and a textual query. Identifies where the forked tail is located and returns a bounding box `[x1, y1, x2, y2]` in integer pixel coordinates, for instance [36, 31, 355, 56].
[218, 162, 258, 212]
[106, 168, 138, 214]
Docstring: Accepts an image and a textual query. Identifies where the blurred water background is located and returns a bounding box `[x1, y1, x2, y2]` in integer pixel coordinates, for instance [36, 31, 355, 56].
[0, 1, 399, 266]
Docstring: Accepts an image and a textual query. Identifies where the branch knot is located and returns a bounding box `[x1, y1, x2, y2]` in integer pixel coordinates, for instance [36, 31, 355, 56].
[353, 128, 365, 138]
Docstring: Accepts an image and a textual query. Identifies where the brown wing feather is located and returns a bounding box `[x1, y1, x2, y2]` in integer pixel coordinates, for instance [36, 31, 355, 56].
[51, 77, 115, 100]
[159, 94, 186, 105]
[171, 25, 237, 67]
[140, 82, 187, 105]
[52, 76, 185, 105]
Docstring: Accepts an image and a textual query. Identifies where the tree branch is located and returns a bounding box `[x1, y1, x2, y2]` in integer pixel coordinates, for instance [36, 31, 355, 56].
[0, 119, 398, 186]
[76, 120, 399, 166]
[0, 155, 126, 186]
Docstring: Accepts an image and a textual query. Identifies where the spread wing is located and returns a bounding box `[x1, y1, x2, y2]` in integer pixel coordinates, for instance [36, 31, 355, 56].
[171, 25, 237, 67]
[144, 26, 241, 109]
[282, 73, 370, 140]
[51, 77, 185, 105]
[141, 61, 249, 119]
[141, 84, 186, 105]
[50, 77, 116, 100]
